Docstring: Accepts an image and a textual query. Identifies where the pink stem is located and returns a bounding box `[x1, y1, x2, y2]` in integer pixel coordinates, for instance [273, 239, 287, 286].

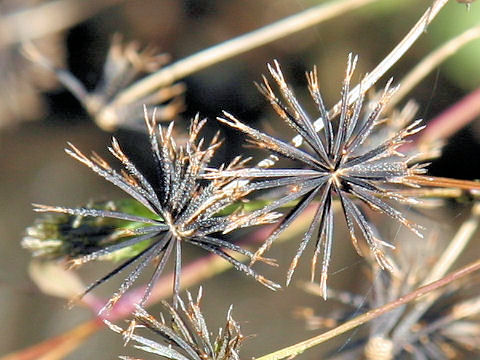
[417, 86, 480, 146]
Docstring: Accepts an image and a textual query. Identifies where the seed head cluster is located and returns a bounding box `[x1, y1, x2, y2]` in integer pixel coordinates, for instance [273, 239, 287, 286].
[107, 288, 244, 360]
[300, 229, 480, 360]
[33, 110, 279, 312]
[210, 54, 427, 298]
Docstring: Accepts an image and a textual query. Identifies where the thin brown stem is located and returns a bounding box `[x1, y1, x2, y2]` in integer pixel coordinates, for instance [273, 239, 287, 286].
[268, 0, 449, 165]
[255, 257, 480, 360]
[314, 0, 449, 129]
[111, 0, 381, 107]
[387, 24, 480, 111]
[391, 202, 480, 345]
[407, 174, 480, 191]
[397, 187, 464, 199]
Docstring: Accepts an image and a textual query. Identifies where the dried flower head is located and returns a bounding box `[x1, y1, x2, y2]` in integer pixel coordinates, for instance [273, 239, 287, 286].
[107, 288, 244, 360]
[210, 55, 426, 298]
[32, 110, 279, 312]
[299, 221, 480, 360]
[24, 34, 184, 131]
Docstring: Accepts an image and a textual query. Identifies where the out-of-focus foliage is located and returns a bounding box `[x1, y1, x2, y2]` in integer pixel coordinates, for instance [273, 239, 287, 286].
[429, 1, 480, 90]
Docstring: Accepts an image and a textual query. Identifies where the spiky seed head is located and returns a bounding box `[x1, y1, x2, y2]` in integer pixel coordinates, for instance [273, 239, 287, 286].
[29, 110, 280, 313]
[210, 55, 426, 298]
[299, 218, 480, 360]
[106, 288, 245, 360]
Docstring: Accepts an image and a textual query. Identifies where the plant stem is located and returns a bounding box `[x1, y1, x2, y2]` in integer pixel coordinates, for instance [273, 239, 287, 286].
[407, 174, 480, 191]
[389, 201, 480, 348]
[423, 202, 480, 285]
[111, 0, 381, 107]
[328, 0, 449, 117]
[266, 0, 449, 165]
[255, 257, 480, 360]
[387, 24, 480, 111]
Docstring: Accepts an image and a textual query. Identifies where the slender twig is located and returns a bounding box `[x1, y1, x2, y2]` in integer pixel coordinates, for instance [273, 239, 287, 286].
[254, 257, 480, 360]
[0, 0, 126, 48]
[407, 174, 480, 191]
[424, 202, 480, 284]
[244, 0, 449, 172]
[397, 187, 464, 199]
[387, 24, 480, 111]
[293, 0, 449, 150]
[110, 0, 381, 107]
[390, 202, 480, 346]
[114, 0, 449, 113]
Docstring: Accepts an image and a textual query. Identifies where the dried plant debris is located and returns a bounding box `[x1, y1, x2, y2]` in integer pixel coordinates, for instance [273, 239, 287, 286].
[107, 288, 244, 360]
[0, 1, 66, 127]
[299, 232, 480, 360]
[209, 55, 426, 298]
[24, 34, 185, 131]
[30, 110, 280, 313]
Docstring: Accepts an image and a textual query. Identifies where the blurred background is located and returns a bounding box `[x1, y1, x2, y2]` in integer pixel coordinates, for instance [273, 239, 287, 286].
[1, 0, 480, 359]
